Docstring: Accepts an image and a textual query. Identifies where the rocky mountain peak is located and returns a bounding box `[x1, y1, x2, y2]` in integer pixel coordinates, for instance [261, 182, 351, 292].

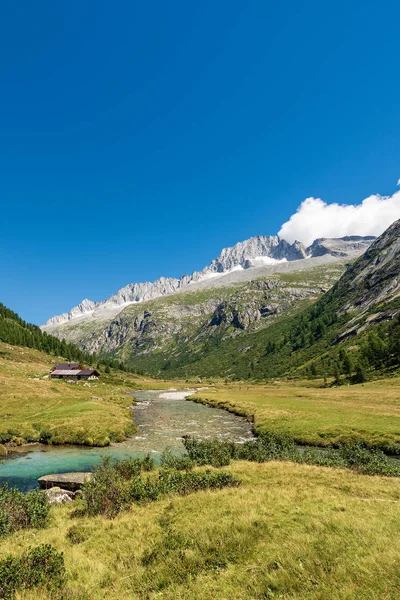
[42, 233, 374, 328]
[202, 235, 307, 273]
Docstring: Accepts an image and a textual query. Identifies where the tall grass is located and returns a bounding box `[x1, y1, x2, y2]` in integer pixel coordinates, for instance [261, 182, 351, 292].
[3, 461, 400, 599]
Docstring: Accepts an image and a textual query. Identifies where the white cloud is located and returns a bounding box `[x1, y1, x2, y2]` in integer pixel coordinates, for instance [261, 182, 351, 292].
[278, 187, 400, 247]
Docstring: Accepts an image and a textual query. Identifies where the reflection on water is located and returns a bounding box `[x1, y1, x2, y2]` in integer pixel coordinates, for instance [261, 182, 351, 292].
[0, 390, 253, 492]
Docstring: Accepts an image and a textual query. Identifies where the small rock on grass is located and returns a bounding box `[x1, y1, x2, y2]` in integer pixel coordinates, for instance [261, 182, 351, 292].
[43, 487, 76, 506]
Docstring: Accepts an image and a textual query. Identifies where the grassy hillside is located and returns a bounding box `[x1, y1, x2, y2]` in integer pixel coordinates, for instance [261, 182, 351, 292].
[0, 302, 96, 367]
[2, 341, 400, 453]
[38, 222, 400, 383]
[1, 461, 400, 599]
[0, 342, 148, 447]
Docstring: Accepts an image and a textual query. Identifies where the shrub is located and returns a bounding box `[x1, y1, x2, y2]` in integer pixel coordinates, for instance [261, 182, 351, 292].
[161, 448, 194, 471]
[182, 434, 400, 477]
[338, 442, 400, 476]
[78, 457, 130, 519]
[130, 476, 161, 504]
[130, 468, 239, 503]
[158, 468, 239, 496]
[0, 485, 50, 537]
[182, 436, 232, 467]
[183, 433, 300, 466]
[66, 524, 88, 545]
[114, 455, 154, 479]
[79, 457, 240, 517]
[39, 428, 53, 444]
[236, 432, 300, 463]
[0, 544, 65, 600]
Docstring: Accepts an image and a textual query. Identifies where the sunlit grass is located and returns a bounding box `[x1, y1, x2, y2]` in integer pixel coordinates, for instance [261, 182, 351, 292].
[2, 461, 400, 599]
[191, 378, 400, 452]
[0, 342, 188, 447]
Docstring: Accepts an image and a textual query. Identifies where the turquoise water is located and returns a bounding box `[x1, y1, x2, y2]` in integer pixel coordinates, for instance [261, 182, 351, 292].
[0, 390, 254, 492]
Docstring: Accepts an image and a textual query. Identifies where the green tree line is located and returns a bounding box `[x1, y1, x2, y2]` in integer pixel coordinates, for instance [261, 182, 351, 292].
[0, 302, 130, 372]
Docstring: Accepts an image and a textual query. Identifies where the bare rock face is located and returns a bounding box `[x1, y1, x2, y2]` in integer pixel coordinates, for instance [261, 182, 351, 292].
[42, 234, 374, 329]
[307, 236, 375, 258]
[200, 236, 305, 274]
[334, 221, 400, 315]
[207, 278, 319, 332]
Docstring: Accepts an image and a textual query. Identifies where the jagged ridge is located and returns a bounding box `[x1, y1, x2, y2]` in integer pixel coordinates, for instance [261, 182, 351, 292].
[43, 235, 373, 328]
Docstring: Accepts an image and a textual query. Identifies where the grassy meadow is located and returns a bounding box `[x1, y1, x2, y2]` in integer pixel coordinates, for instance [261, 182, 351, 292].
[2, 339, 400, 453]
[0, 342, 175, 448]
[0, 461, 399, 599]
[2, 343, 400, 598]
[190, 378, 400, 453]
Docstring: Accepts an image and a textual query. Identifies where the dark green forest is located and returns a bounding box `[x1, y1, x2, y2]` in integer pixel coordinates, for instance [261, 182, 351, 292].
[0, 303, 126, 371]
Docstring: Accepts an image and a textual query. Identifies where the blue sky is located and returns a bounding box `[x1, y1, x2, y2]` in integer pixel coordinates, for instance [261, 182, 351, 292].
[1, 0, 400, 325]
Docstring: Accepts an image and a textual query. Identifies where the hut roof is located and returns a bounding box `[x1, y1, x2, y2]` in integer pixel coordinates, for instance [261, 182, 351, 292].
[51, 369, 82, 376]
[78, 369, 100, 376]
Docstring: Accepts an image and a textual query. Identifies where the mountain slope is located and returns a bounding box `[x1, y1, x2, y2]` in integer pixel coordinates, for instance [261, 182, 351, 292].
[169, 218, 400, 381]
[42, 260, 350, 376]
[97, 219, 400, 381]
[42, 235, 373, 328]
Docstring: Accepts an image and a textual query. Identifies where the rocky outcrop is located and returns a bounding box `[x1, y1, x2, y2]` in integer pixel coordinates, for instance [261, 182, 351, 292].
[208, 279, 318, 332]
[38, 256, 363, 378]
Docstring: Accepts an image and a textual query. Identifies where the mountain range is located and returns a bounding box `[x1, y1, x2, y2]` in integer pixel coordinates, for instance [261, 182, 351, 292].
[4, 220, 400, 382]
[43, 234, 374, 327]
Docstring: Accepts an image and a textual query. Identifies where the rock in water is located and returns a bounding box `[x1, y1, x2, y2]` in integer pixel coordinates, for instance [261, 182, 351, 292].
[38, 472, 92, 491]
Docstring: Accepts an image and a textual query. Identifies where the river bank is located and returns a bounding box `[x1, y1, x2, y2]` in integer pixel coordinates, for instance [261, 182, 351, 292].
[188, 378, 400, 453]
[0, 389, 254, 492]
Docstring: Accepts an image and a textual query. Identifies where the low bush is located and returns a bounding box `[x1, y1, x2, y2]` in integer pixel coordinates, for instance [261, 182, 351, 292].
[79, 457, 240, 517]
[130, 476, 161, 504]
[338, 442, 400, 476]
[182, 434, 400, 477]
[66, 524, 88, 545]
[160, 448, 194, 470]
[78, 457, 131, 519]
[0, 544, 65, 599]
[182, 436, 233, 467]
[158, 468, 239, 496]
[114, 455, 154, 479]
[0, 485, 50, 537]
[235, 432, 299, 463]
